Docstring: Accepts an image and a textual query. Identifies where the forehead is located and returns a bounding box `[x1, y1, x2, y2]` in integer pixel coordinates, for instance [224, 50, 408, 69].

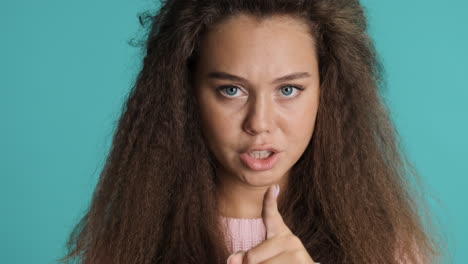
[196, 14, 318, 75]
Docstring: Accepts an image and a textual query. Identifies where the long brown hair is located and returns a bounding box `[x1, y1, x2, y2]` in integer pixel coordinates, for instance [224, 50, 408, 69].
[59, 0, 449, 263]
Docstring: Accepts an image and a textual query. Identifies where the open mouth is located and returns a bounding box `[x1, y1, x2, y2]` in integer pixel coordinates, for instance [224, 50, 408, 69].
[240, 151, 280, 171]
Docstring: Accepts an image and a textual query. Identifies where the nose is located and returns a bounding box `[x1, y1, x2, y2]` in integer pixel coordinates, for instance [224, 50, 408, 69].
[242, 94, 273, 135]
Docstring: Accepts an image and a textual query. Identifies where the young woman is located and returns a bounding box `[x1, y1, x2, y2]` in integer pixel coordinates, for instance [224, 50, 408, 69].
[60, 0, 447, 263]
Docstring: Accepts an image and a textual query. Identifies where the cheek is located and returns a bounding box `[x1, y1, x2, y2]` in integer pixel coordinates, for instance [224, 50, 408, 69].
[199, 99, 238, 149]
[285, 117, 312, 143]
[283, 101, 318, 148]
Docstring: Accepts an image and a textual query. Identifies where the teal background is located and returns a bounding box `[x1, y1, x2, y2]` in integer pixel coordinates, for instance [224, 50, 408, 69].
[1, 0, 466, 263]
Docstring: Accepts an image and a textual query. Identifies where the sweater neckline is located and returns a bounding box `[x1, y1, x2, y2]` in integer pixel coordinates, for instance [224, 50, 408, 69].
[220, 215, 263, 221]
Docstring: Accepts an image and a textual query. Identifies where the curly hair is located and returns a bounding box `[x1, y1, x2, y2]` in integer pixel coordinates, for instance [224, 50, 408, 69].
[59, 0, 448, 263]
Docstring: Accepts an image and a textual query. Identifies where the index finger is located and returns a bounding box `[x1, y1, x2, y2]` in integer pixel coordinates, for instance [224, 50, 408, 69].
[261, 184, 290, 239]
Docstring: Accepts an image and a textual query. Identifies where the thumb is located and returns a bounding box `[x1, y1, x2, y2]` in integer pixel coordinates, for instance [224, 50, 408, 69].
[261, 184, 289, 239]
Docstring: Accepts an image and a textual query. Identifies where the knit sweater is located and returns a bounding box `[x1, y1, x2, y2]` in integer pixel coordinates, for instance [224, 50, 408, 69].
[220, 215, 266, 254]
[219, 215, 418, 263]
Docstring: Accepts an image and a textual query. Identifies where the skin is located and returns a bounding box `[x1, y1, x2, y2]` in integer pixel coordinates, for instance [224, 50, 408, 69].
[194, 13, 320, 220]
[193, 13, 320, 264]
[228, 185, 317, 264]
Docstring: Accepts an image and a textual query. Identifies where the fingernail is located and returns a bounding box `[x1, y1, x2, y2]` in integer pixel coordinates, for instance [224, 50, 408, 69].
[226, 253, 235, 264]
[274, 184, 280, 198]
[227, 251, 243, 264]
[226, 254, 234, 264]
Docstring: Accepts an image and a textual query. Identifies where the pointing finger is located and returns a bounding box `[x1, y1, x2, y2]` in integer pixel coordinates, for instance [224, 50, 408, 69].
[261, 184, 290, 239]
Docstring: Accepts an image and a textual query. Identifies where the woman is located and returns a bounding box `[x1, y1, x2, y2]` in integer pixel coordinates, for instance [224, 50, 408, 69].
[59, 0, 447, 263]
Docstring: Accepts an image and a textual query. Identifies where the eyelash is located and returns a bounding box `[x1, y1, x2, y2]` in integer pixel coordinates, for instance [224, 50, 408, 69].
[217, 84, 305, 98]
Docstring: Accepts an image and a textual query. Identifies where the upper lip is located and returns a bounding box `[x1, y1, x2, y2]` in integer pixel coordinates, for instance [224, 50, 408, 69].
[243, 145, 280, 153]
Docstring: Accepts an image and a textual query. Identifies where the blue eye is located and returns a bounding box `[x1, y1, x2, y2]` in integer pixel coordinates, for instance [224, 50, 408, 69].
[280, 85, 304, 97]
[225, 87, 238, 96]
[281, 86, 295, 96]
[218, 86, 243, 97]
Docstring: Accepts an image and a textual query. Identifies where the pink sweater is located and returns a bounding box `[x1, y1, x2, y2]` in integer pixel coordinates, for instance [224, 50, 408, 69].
[219, 216, 418, 263]
[220, 215, 266, 254]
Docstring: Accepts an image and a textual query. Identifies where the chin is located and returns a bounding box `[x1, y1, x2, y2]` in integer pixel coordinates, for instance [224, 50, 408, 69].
[239, 169, 282, 187]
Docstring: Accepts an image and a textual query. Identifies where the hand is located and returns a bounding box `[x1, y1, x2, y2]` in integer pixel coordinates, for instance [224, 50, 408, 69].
[226, 184, 318, 264]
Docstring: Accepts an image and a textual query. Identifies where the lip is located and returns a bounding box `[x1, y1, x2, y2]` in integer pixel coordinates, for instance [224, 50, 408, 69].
[240, 146, 281, 171]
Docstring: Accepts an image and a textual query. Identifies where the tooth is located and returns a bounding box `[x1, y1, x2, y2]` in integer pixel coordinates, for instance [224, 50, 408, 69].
[248, 151, 273, 159]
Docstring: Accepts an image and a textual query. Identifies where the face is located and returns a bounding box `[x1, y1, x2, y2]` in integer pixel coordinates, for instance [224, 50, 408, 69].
[193, 13, 320, 187]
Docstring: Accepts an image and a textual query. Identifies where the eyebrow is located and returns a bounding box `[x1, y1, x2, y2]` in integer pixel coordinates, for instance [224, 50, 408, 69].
[207, 71, 312, 85]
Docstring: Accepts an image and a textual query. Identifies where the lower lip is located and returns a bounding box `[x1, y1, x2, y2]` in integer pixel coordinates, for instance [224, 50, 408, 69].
[240, 152, 281, 171]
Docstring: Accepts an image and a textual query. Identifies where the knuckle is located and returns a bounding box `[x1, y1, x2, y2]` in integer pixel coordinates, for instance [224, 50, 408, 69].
[285, 235, 302, 247]
[291, 249, 307, 261]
